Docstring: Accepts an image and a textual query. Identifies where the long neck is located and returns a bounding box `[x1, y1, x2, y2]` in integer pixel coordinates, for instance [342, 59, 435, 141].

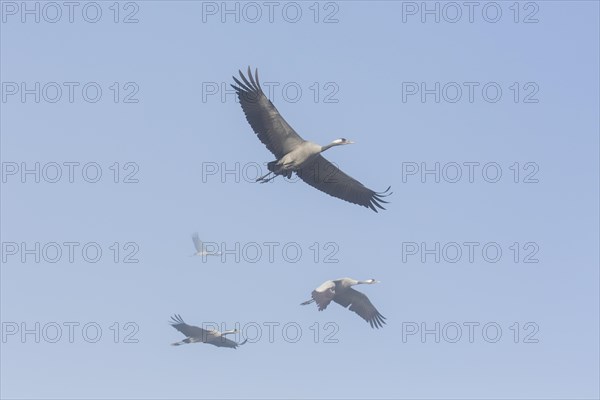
[320, 142, 339, 152]
[222, 330, 236, 336]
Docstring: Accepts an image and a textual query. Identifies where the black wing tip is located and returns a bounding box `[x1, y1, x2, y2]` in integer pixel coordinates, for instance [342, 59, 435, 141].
[232, 67, 263, 103]
[368, 186, 392, 212]
[233, 66, 261, 90]
[232, 338, 248, 349]
[170, 314, 185, 326]
[377, 186, 392, 198]
[369, 313, 387, 329]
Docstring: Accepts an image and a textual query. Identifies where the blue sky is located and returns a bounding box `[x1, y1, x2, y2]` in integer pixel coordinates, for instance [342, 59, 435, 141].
[1, 1, 599, 399]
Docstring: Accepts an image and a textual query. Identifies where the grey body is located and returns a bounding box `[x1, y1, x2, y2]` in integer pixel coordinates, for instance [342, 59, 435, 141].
[278, 141, 322, 170]
[301, 278, 386, 329]
[169, 314, 247, 349]
[232, 67, 391, 212]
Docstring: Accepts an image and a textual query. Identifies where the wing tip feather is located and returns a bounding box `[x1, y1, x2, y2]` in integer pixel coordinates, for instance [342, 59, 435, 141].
[233, 67, 264, 103]
[369, 186, 392, 212]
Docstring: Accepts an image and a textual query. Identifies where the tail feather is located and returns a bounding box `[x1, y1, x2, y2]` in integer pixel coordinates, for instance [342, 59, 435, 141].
[267, 161, 294, 179]
[300, 299, 314, 306]
[267, 161, 278, 172]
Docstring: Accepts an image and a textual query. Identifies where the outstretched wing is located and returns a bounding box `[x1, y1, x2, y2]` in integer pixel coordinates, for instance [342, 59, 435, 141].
[170, 314, 211, 339]
[232, 67, 305, 159]
[311, 280, 336, 311]
[191, 233, 203, 252]
[209, 337, 248, 349]
[333, 288, 387, 329]
[296, 155, 391, 212]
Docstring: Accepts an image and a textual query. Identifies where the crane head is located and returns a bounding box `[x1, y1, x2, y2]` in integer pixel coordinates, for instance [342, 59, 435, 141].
[333, 138, 355, 145]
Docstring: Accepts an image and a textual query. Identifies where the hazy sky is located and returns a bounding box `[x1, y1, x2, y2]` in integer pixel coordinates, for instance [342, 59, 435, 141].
[1, 1, 599, 399]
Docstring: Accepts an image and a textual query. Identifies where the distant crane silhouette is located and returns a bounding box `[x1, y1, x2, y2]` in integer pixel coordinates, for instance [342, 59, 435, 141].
[190, 232, 221, 257]
[169, 314, 247, 349]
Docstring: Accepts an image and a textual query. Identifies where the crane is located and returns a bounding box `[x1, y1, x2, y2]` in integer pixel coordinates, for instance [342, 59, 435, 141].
[232, 67, 391, 212]
[301, 278, 386, 328]
[169, 314, 247, 348]
[190, 232, 221, 257]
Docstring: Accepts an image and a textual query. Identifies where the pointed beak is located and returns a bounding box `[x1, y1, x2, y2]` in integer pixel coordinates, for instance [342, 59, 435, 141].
[347, 140, 355, 144]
